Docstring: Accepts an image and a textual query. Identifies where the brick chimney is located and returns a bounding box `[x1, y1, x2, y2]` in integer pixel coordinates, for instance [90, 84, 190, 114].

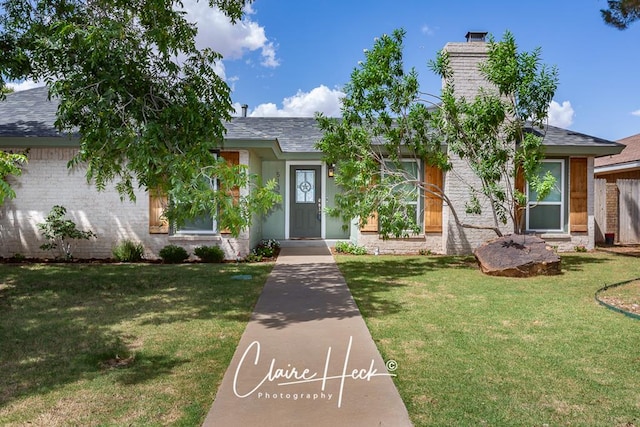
[441, 32, 489, 100]
[440, 32, 508, 254]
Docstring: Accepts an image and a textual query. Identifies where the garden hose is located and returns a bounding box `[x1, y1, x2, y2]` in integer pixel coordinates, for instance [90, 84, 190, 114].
[594, 277, 640, 321]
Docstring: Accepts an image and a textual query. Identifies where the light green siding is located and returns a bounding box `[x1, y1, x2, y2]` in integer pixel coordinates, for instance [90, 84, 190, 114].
[325, 176, 350, 239]
[261, 160, 286, 239]
[248, 150, 265, 249]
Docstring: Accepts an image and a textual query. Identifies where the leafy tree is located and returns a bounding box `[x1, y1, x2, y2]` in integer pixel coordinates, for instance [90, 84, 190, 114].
[38, 205, 96, 259]
[601, 0, 640, 29]
[316, 29, 558, 238]
[0, 149, 27, 205]
[0, 0, 279, 235]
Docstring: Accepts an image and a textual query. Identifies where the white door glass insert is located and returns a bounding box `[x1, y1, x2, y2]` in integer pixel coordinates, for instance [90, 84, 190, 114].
[296, 170, 316, 203]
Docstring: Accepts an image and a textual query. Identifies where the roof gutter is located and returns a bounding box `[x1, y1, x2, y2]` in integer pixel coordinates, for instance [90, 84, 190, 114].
[595, 161, 640, 175]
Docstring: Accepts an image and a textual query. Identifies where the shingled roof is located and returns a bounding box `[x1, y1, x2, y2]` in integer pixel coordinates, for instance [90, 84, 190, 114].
[0, 86, 60, 137]
[528, 125, 623, 156]
[224, 117, 322, 152]
[0, 86, 623, 156]
[595, 133, 640, 169]
[0, 87, 323, 152]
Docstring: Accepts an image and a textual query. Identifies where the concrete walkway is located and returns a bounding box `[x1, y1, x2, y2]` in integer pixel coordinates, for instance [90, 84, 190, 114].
[203, 245, 412, 426]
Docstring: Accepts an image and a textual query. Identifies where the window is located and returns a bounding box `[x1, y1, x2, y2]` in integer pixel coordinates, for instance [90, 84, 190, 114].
[383, 159, 421, 226]
[526, 159, 565, 232]
[177, 177, 218, 235]
[174, 151, 240, 235]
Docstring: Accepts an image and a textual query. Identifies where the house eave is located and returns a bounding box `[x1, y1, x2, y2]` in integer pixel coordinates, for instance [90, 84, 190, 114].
[594, 161, 640, 175]
[0, 136, 79, 148]
[542, 144, 625, 157]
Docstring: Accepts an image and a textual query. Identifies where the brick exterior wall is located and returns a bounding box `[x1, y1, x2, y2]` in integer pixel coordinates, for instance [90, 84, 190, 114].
[357, 232, 443, 255]
[0, 147, 250, 260]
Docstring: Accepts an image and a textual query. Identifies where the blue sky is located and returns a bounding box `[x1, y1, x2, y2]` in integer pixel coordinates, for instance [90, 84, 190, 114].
[10, 0, 640, 141]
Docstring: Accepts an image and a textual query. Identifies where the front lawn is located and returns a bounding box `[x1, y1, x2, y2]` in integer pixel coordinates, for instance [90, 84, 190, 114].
[336, 252, 640, 426]
[0, 262, 272, 426]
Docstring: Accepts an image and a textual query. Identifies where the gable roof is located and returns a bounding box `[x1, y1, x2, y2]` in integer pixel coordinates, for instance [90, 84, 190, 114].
[0, 86, 623, 157]
[594, 133, 640, 170]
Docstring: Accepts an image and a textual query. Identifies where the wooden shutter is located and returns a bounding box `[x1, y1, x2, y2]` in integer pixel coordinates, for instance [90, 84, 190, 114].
[360, 211, 379, 232]
[570, 158, 588, 232]
[359, 170, 379, 232]
[219, 151, 240, 234]
[424, 164, 443, 233]
[149, 190, 169, 234]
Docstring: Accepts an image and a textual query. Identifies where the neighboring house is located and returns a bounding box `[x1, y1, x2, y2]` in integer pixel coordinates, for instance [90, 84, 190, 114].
[0, 35, 624, 260]
[594, 133, 640, 243]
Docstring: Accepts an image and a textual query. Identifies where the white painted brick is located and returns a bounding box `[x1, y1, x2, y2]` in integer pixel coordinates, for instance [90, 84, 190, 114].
[0, 147, 250, 260]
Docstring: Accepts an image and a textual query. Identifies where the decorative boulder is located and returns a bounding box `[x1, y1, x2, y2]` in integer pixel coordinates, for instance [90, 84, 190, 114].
[474, 235, 561, 277]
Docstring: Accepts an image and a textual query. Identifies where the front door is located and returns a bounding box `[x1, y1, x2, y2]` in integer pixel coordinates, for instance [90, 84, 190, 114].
[290, 165, 322, 238]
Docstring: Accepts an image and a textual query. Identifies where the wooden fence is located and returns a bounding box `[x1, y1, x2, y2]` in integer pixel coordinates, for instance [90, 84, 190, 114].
[594, 178, 606, 243]
[595, 178, 640, 244]
[618, 179, 640, 244]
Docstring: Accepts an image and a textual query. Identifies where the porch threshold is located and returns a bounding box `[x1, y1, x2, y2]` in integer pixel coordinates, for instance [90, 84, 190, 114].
[278, 239, 342, 248]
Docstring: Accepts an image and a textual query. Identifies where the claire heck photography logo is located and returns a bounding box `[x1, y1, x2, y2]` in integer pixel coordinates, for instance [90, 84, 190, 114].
[232, 336, 398, 408]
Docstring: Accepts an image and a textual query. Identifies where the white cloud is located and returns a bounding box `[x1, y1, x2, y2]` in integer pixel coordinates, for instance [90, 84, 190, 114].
[547, 100, 574, 128]
[260, 41, 279, 68]
[248, 85, 344, 117]
[7, 79, 45, 92]
[182, 1, 279, 68]
[421, 25, 434, 36]
[631, 109, 640, 117]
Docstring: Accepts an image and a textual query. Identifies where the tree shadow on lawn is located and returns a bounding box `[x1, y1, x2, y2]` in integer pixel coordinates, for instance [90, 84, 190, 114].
[336, 255, 477, 317]
[339, 254, 616, 315]
[559, 254, 611, 272]
[0, 263, 268, 408]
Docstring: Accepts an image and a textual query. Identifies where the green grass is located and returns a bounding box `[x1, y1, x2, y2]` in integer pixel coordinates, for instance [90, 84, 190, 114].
[0, 262, 272, 426]
[336, 252, 640, 426]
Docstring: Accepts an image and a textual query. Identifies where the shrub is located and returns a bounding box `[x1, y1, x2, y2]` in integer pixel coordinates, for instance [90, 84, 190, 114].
[252, 239, 281, 258]
[159, 245, 189, 263]
[334, 241, 368, 255]
[244, 252, 263, 263]
[8, 253, 26, 262]
[194, 245, 225, 263]
[112, 240, 145, 262]
[37, 205, 96, 260]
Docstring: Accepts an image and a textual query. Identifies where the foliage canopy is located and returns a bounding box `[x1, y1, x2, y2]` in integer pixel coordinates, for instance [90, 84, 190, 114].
[317, 29, 558, 238]
[0, 0, 280, 235]
[601, 0, 640, 29]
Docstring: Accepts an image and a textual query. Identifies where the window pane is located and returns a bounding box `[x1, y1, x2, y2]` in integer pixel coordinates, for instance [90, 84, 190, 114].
[530, 162, 562, 202]
[181, 213, 215, 232]
[296, 170, 315, 203]
[400, 162, 419, 199]
[406, 204, 417, 224]
[528, 205, 561, 230]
